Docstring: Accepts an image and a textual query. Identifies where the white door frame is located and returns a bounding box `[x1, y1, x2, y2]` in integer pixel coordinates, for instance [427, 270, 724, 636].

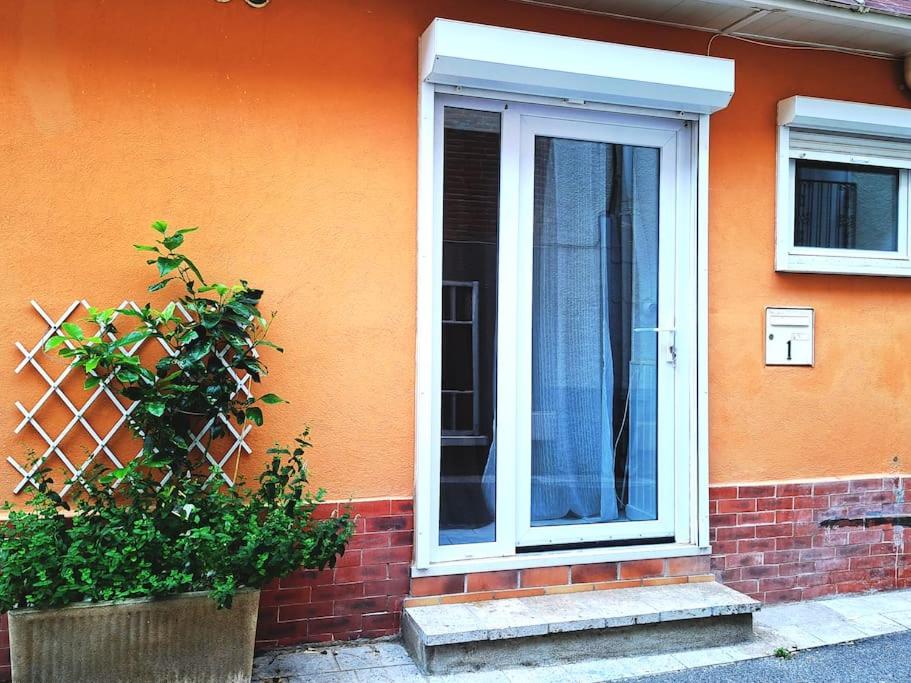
[414, 86, 708, 575]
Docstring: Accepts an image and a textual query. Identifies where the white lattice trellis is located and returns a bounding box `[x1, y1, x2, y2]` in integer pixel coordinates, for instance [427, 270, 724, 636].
[11, 300, 255, 495]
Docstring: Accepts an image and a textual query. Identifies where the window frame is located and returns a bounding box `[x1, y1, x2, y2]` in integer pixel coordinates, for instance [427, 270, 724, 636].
[414, 88, 709, 575]
[776, 122, 911, 277]
[428, 95, 514, 566]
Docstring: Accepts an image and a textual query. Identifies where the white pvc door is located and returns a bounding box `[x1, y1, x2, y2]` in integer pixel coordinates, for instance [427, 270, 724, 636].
[430, 95, 693, 563]
[513, 112, 681, 547]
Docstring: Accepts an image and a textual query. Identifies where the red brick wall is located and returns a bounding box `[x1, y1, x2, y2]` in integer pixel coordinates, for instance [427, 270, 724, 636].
[0, 614, 8, 682]
[255, 498, 414, 649]
[405, 556, 715, 606]
[710, 477, 911, 603]
[4, 478, 911, 682]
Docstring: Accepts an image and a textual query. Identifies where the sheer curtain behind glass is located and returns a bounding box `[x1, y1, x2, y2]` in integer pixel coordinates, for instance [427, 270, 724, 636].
[625, 147, 660, 521]
[529, 137, 659, 527]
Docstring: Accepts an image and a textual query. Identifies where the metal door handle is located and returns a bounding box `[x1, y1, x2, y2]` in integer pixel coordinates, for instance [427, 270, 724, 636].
[632, 327, 677, 365]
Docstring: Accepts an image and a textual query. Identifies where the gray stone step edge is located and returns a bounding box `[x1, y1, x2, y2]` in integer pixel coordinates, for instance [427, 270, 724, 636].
[403, 582, 761, 647]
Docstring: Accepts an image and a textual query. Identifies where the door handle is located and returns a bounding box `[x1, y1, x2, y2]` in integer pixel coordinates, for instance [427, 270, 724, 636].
[632, 327, 677, 366]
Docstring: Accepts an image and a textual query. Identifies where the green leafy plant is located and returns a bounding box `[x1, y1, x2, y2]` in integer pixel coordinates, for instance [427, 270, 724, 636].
[0, 434, 352, 611]
[0, 222, 353, 611]
[44, 221, 284, 473]
[773, 646, 795, 660]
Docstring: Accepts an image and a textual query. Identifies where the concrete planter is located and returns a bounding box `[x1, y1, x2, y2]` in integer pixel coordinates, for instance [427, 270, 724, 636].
[8, 588, 260, 683]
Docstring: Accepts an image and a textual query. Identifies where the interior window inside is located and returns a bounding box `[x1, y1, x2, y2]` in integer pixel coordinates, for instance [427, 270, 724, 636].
[439, 107, 500, 546]
[794, 160, 899, 251]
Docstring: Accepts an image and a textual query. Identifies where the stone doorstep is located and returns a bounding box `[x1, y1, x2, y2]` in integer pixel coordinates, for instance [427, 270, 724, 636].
[405, 582, 760, 646]
[402, 581, 761, 674]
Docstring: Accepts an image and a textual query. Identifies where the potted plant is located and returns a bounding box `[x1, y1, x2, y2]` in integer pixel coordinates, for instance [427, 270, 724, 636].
[0, 223, 352, 683]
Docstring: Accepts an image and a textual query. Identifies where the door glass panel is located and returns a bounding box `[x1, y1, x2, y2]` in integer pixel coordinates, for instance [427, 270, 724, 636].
[439, 107, 500, 545]
[531, 136, 659, 528]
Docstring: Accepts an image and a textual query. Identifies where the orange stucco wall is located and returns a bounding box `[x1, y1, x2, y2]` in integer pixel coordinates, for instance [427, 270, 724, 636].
[1, 0, 910, 500]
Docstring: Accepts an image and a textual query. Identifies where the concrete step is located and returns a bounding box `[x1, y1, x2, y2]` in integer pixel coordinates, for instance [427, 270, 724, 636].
[403, 580, 761, 675]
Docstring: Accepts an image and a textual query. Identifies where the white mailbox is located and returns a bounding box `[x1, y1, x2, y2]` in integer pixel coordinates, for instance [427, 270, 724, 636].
[765, 307, 814, 366]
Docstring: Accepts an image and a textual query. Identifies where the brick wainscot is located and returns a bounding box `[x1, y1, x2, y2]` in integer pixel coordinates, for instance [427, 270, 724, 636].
[4, 478, 910, 682]
[0, 614, 7, 682]
[405, 557, 715, 607]
[255, 498, 414, 650]
[710, 476, 911, 603]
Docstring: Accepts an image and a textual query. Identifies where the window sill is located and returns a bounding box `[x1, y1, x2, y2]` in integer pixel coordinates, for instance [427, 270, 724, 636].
[412, 541, 709, 577]
[776, 255, 911, 277]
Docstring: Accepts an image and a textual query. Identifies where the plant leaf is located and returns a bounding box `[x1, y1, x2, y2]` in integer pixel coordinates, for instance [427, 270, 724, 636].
[133, 244, 160, 252]
[259, 393, 286, 404]
[178, 328, 199, 344]
[84, 375, 101, 390]
[115, 369, 140, 383]
[148, 278, 173, 293]
[245, 407, 264, 426]
[156, 257, 182, 277]
[179, 256, 207, 285]
[254, 340, 284, 352]
[145, 402, 166, 417]
[115, 330, 150, 348]
[163, 234, 184, 251]
[152, 220, 168, 234]
[44, 336, 67, 351]
[61, 322, 84, 341]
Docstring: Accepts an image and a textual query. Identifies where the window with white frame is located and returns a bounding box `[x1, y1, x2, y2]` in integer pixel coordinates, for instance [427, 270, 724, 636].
[776, 96, 911, 276]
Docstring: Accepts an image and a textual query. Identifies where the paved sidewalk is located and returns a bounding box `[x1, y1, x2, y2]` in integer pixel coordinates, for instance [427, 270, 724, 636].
[252, 588, 911, 682]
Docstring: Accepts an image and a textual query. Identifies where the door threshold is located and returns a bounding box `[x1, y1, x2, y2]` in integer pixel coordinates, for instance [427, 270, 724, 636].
[518, 536, 675, 553]
[412, 541, 709, 577]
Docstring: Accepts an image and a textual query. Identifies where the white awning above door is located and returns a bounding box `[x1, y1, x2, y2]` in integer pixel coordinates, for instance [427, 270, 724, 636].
[420, 19, 735, 114]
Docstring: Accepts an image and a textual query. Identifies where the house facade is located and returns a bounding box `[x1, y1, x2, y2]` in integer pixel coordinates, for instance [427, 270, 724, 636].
[4, 0, 911, 669]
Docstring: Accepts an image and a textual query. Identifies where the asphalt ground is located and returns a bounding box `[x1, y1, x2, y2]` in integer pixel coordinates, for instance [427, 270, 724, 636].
[633, 631, 911, 682]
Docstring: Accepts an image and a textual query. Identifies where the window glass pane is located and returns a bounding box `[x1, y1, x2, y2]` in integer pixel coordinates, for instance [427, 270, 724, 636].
[530, 136, 660, 528]
[439, 107, 500, 546]
[794, 160, 899, 251]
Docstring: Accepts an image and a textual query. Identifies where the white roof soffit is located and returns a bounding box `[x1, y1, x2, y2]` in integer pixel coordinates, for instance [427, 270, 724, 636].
[420, 19, 735, 114]
[511, 0, 911, 58]
[779, 96, 911, 138]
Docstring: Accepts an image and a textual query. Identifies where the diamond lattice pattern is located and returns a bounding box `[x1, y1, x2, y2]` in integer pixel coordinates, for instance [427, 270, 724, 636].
[10, 300, 253, 496]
